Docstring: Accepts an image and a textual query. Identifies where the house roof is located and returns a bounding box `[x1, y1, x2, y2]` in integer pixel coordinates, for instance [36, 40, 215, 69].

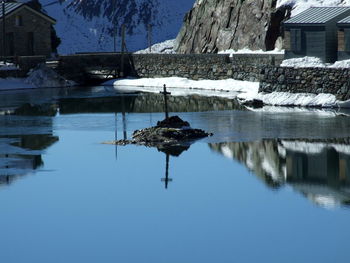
[0, 2, 56, 24]
[338, 15, 350, 24]
[0, 2, 23, 18]
[285, 7, 350, 25]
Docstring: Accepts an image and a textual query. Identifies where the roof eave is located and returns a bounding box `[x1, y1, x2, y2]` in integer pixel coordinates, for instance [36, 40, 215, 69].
[284, 23, 325, 27]
[0, 4, 56, 24]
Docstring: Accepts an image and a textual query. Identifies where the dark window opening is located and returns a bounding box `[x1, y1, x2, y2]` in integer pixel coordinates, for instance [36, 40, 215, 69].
[27, 32, 34, 55]
[345, 29, 350, 52]
[291, 29, 302, 52]
[15, 15, 23, 26]
[6, 32, 14, 56]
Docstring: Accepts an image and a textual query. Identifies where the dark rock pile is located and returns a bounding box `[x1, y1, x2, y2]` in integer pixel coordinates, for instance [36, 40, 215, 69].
[104, 116, 213, 153]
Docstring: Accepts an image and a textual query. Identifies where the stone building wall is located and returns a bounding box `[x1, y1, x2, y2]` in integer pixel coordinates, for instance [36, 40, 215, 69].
[260, 67, 350, 100]
[0, 7, 53, 57]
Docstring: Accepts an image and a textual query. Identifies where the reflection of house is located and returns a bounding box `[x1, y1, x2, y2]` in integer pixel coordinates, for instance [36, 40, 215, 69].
[0, 2, 56, 57]
[286, 148, 350, 185]
[284, 7, 350, 63]
[210, 140, 350, 208]
[285, 144, 350, 207]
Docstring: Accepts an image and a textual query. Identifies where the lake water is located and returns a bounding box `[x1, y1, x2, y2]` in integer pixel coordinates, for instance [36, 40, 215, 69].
[1, 86, 350, 263]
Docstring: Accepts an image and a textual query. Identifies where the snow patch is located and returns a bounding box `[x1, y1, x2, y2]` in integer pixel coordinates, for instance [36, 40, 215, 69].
[0, 61, 18, 71]
[276, 0, 350, 16]
[218, 48, 284, 57]
[134, 39, 176, 54]
[281, 57, 350, 68]
[107, 77, 259, 98]
[25, 64, 76, 88]
[281, 57, 327, 68]
[108, 77, 350, 109]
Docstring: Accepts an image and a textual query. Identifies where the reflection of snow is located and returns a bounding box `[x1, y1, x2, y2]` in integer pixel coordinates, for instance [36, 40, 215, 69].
[281, 140, 350, 155]
[291, 183, 350, 209]
[221, 145, 234, 159]
[212, 139, 350, 209]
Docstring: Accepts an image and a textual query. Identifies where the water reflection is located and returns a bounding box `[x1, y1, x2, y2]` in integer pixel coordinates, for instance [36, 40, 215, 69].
[0, 88, 239, 187]
[209, 139, 350, 208]
[0, 102, 59, 185]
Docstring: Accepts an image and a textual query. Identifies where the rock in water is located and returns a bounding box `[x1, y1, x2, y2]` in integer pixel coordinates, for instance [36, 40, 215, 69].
[103, 116, 213, 154]
[156, 116, 190, 128]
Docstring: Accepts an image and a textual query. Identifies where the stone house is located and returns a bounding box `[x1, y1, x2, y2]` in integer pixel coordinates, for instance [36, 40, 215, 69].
[284, 7, 350, 63]
[0, 2, 56, 57]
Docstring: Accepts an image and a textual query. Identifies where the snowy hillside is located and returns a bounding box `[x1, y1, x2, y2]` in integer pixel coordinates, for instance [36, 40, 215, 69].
[37, 0, 194, 54]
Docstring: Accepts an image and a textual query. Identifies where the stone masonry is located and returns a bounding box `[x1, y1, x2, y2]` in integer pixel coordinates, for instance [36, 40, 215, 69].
[260, 67, 350, 100]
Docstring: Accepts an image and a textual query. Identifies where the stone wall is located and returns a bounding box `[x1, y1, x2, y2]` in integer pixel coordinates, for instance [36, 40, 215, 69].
[131, 53, 284, 82]
[56, 53, 283, 84]
[260, 67, 350, 100]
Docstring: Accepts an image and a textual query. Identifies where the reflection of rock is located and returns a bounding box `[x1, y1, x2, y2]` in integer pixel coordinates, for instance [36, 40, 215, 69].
[157, 144, 190, 157]
[210, 138, 350, 208]
[105, 116, 212, 156]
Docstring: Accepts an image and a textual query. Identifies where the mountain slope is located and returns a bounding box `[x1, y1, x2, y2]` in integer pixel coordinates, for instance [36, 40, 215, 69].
[38, 0, 194, 54]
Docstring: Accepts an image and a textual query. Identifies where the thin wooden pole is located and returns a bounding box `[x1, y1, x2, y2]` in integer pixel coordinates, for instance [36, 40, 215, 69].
[160, 84, 171, 119]
[120, 24, 126, 77]
[112, 0, 116, 52]
[148, 24, 152, 53]
[2, 1, 6, 62]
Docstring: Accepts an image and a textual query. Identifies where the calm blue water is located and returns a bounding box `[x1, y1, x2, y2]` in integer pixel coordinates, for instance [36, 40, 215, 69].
[0, 87, 350, 263]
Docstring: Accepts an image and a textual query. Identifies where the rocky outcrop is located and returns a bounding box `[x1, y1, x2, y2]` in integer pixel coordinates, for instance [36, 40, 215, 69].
[175, 0, 292, 53]
[104, 116, 213, 155]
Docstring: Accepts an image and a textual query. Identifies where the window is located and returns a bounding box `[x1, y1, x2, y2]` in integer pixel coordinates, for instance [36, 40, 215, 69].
[345, 29, 350, 52]
[15, 15, 22, 26]
[291, 29, 302, 52]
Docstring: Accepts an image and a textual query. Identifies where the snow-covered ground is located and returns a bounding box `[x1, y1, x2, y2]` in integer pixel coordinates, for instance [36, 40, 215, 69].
[134, 39, 176, 54]
[0, 62, 18, 71]
[218, 48, 284, 57]
[107, 77, 350, 109]
[0, 64, 75, 91]
[281, 57, 350, 68]
[105, 77, 258, 98]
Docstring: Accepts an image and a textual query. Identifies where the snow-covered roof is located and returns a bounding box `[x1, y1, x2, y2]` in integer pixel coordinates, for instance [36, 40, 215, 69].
[0, 2, 56, 24]
[285, 7, 350, 25]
